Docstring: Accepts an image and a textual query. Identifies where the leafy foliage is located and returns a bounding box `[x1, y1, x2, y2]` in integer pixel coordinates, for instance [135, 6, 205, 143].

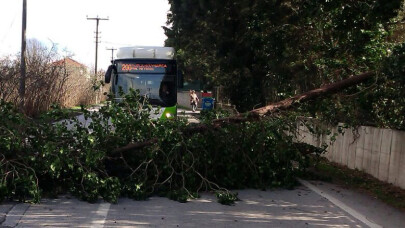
[199, 108, 232, 123]
[0, 90, 322, 204]
[165, 0, 404, 129]
[215, 191, 239, 206]
[0, 100, 40, 203]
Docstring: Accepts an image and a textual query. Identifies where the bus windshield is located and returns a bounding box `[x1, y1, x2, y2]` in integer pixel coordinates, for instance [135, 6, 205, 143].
[110, 59, 177, 107]
[114, 72, 176, 107]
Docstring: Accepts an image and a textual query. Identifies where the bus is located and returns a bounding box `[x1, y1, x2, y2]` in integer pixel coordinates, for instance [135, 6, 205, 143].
[104, 46, 180, 120]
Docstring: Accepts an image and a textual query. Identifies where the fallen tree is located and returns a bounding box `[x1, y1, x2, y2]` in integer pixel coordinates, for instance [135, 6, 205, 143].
[251, 72, 375, 115]
[1, 91, 319, 204]
[0, 71, 378, 205]
[213, 71, 375, 124]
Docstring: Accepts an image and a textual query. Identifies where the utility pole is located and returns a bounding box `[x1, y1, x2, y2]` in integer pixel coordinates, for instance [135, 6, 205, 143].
[106, 47, 117, 62]
[19, 0, 27, 112]
[87, 16, 108, 104]
[86, 16, 108, 77]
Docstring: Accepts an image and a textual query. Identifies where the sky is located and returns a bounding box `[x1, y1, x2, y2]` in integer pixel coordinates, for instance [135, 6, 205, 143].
[0, 0, 170, 70]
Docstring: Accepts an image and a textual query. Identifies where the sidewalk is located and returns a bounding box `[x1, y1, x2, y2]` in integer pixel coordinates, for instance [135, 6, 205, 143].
[0, 202, 15, 224]
[301, 179, 405, 228]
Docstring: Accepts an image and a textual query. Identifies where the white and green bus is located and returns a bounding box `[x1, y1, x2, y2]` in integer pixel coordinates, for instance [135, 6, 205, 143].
[104, 46, 180, 120]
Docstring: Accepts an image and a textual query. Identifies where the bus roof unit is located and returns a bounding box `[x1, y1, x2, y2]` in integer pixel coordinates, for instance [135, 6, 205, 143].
[116, 46, 175, 60]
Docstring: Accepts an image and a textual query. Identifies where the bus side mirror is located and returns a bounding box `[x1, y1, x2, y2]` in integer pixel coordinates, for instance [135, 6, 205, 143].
[105, 65, 116, 84]
[177, 71, 184, 88]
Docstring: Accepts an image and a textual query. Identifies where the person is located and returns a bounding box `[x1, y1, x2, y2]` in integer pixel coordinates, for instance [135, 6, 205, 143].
[190, 90, 199, 112]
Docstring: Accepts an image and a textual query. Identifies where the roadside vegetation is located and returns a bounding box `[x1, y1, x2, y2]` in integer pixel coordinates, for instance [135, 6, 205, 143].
[0, 39, 107, 117]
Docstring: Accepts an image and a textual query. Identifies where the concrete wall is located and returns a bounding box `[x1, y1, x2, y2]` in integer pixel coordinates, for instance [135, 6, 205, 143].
[298, 122, 405, 189]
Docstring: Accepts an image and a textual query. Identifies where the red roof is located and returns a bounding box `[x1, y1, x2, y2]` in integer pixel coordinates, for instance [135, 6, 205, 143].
[52, 58, 86, 68]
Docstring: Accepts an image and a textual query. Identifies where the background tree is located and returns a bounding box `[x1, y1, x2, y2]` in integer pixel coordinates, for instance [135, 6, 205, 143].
[165, 0, 404, 129]
[0, 39, 107, 116]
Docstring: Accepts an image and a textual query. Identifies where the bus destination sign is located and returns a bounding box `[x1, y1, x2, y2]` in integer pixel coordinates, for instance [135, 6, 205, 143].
[120, 63, 167, 73]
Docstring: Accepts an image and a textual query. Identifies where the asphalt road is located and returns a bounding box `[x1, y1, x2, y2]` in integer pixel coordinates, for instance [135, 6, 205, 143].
[1, 180, 404, 227]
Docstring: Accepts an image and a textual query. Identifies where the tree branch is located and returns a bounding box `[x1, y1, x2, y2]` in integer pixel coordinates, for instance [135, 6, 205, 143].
[251, 71, 375, 116]
[113, 138, 158, 154]
[213, 71, 375, 123]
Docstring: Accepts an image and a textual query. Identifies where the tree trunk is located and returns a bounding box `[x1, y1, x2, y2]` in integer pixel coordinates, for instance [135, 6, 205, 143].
[213, 71, 375, 124]
[251, 71, 375, 116]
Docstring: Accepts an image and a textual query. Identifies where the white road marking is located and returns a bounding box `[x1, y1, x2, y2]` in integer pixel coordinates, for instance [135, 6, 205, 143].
[2, 203, 30, 227]
[298, 179, 382, 228]
[90, 202, 111, 228]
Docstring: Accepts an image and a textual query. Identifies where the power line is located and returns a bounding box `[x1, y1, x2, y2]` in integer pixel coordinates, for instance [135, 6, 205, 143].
[102, 41, 131, 46]
[1, 9, 18, 44]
